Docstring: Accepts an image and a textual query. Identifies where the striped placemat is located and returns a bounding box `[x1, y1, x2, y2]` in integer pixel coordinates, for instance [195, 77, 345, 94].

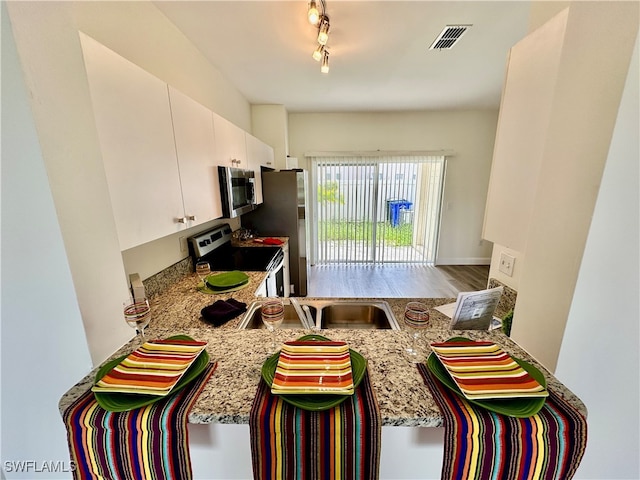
[418, 363, 588, 479]
[64, 362, 216, 480]
[250, 370, 381, 480]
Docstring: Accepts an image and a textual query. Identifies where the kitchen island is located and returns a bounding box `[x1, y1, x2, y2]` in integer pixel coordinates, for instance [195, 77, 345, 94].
[59, 271, 587, 479]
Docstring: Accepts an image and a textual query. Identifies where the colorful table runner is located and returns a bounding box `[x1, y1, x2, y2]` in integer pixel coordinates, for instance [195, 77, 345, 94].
[63, 362, 217, 480]
[250, 370, 381, 480]
[418, 364, 588, 480]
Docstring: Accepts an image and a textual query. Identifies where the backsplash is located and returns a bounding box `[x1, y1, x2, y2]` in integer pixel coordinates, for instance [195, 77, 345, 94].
[488, 278, 517, 318]
[143, 256, 193, 298]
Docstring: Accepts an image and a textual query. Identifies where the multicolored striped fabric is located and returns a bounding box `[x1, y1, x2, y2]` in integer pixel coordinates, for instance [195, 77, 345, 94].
[418, 364, 588, 480]
[431, 341, 549, 400]
[64, 362, 216, 480]
[272, 341, 354, 395]
[250, 371, 381, 480]
[92, 339, 207, 396]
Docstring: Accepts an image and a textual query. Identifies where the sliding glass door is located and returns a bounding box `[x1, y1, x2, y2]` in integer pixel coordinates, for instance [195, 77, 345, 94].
[310, 154, 446, 265]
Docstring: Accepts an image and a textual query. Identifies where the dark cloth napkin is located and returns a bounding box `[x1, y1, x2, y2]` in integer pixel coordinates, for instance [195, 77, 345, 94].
[201, 298, 247, 326]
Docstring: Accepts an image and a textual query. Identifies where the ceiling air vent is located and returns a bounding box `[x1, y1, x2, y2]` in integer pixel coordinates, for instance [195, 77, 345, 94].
[429, 25, 471, 50]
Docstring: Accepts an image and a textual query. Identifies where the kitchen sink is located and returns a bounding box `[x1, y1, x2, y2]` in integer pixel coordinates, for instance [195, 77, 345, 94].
[316, 300, 400, 330]
[238, 301, 316, 330]
[238, 299, 399, 330]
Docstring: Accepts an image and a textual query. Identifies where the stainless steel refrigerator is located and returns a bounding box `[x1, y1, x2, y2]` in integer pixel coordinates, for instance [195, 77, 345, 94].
[242, 169, 310, 296]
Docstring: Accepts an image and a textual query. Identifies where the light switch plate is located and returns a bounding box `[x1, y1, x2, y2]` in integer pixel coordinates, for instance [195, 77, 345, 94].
[499, 252, 515, 277]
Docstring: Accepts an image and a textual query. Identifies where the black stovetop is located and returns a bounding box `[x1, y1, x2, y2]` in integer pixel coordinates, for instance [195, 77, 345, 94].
[189, 223, 282, 272]
[200, 243, 281, 272]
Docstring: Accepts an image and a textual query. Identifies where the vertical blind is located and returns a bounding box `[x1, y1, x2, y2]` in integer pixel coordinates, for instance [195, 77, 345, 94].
[309, 154, 446, 265]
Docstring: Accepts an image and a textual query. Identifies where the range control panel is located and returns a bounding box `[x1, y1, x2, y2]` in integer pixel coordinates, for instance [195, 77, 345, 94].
[188, 224, 232, 259]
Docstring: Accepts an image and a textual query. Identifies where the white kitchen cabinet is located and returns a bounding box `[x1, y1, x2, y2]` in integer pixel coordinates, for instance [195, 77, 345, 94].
[80, 33, 186, 250]
[245, 133, 275, 205]
[213, 113, 247, 169]
[168, 86, 223, 226]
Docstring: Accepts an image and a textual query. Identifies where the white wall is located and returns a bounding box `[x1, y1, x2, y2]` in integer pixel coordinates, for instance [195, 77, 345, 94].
[6, 1, 252, 364]
[555, 33, 639, 479]
[1, 4, 93, 477]
[288, 110, 498, 265]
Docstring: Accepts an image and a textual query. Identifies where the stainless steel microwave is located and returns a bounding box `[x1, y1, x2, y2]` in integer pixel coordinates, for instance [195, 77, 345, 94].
[218, 166, 256, 218]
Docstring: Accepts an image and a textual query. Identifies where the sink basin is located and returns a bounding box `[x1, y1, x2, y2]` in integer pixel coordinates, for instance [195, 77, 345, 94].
[238, 301, 316, 329]
[317, 300, 400, 330]
[238, 299, 399, 330]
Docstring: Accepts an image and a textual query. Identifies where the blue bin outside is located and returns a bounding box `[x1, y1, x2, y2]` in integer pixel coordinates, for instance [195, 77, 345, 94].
[387, 200, 413, 227]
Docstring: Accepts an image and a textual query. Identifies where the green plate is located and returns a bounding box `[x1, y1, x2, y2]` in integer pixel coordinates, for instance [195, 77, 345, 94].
[261, 334, 367, 411]
[206, 271, 249, 289]
[426, 337, 547, 418]
[197, 279, 249, 294]
[93, 335, 210, 412]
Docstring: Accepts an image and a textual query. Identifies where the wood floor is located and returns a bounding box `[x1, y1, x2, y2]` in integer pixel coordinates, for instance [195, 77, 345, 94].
[307, 264, 490, 298]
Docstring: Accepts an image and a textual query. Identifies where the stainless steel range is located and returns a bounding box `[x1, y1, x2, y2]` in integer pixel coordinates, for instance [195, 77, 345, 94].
[188, 224, 286, 297]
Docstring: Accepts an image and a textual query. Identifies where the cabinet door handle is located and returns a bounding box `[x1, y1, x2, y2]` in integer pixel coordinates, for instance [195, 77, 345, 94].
[176, 217, 188, 224]
[187, 215, 196, 221]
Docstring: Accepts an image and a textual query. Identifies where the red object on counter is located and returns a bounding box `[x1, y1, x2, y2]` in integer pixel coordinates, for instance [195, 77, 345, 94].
[263, 238, 283, 245]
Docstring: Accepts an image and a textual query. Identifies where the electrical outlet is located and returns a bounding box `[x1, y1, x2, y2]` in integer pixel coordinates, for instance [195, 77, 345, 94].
[499, 252, 515, 277]
[179, 236, 188, 253]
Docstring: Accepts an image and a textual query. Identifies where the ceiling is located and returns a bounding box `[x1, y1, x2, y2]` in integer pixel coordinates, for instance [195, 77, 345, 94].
[154, 1, 532, 113]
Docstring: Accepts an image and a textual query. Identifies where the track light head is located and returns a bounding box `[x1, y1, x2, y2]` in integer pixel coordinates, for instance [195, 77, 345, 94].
[321, 50, 330, 73]
[307, 1, 320, 25]
[317, 16, 330, 46]
[312, 44, 325, 62]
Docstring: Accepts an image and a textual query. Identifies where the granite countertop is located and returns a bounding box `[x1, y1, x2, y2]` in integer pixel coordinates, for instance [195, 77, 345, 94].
[59, 272, 587, 427]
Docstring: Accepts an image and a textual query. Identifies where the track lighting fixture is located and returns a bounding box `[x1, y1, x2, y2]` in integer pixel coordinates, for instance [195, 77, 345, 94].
[306, 0, 332, 73]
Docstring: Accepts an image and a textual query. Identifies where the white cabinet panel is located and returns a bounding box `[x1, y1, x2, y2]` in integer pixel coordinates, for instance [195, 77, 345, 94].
[80, 33, 185, 250]
[168, 86, 223, 226]
[213, 113, 247, 168]
[482, 19, 565, 250]
[245, 133, 274, 205]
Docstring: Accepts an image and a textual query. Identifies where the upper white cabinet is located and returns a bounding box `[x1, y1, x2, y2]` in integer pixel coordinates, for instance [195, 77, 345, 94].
[168, 86, 223, 225]
[80, 33, 186, 250]
[81, 33, 275, 245]
[245, 133, 275, 205]
[213, 113, 247, 168]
